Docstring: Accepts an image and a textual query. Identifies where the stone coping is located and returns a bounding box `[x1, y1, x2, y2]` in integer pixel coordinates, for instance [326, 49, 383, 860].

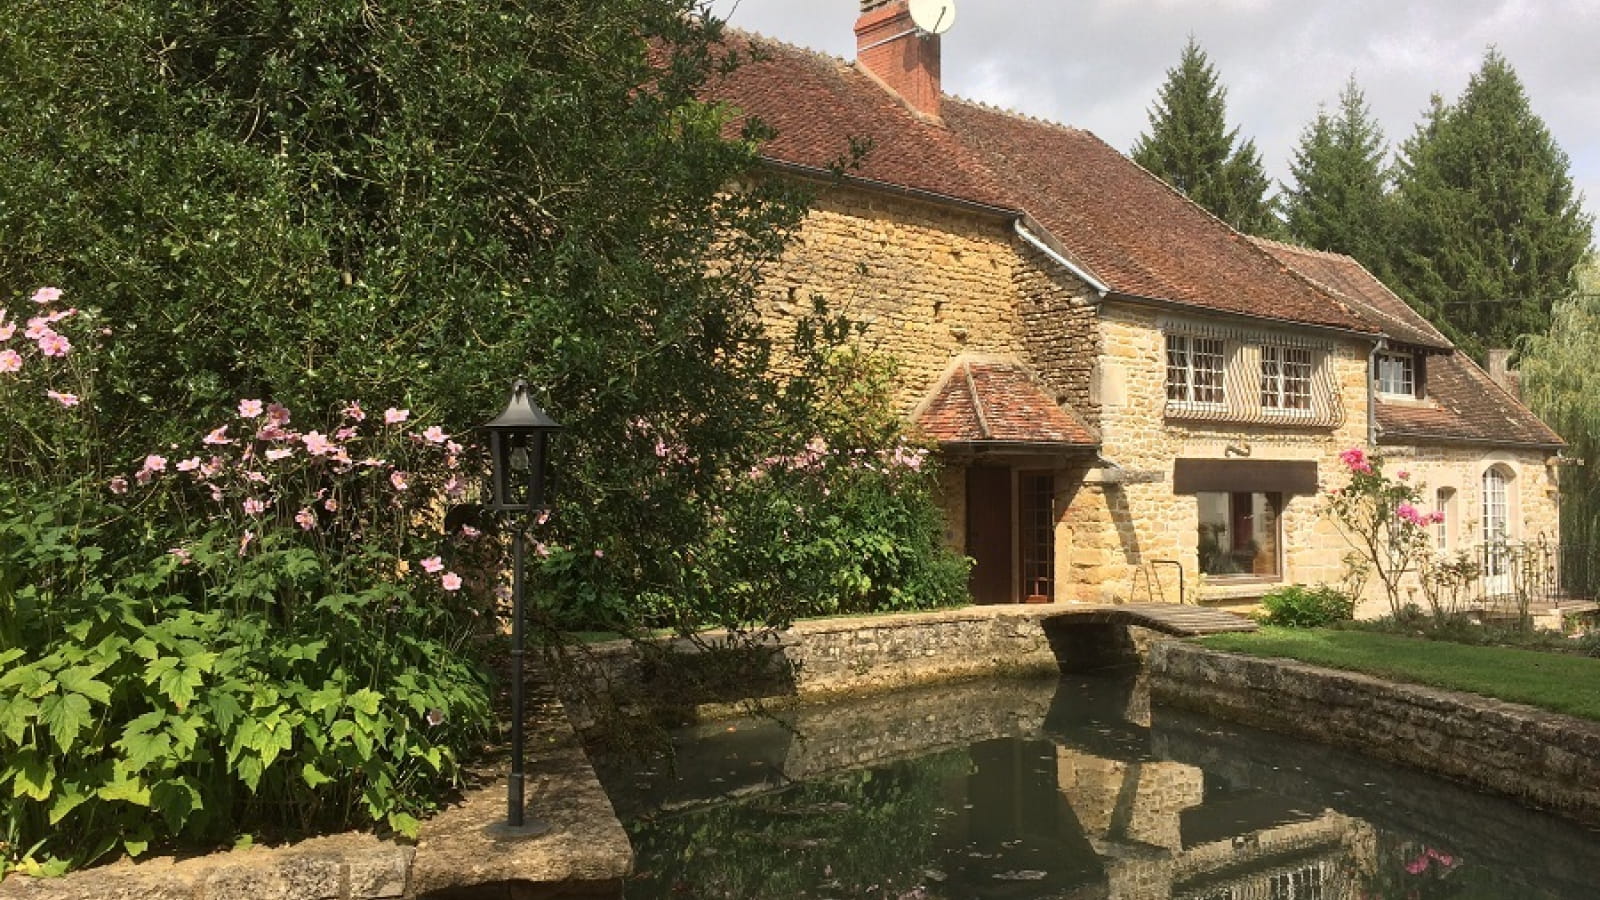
[1149, 641, 1600, 827]
[0, 672, 632, 900]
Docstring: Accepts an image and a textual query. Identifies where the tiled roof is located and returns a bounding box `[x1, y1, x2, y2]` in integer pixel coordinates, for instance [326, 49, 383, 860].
[702, 32, 1378, 335]
[915, 358, 1099, 447]
[706, 35, 1017, 210]
[941, 101, 1377, 334]
[1248, 238, 1452, 350]
[1377, 351, 1563, 449]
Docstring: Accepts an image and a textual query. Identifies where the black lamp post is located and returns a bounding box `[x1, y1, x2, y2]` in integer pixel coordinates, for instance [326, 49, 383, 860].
[483, 378, 560, 831]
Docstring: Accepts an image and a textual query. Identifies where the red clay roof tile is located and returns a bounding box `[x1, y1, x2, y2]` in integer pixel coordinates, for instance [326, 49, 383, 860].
[705, 33, 1378, 335]
[916, 359, 1098, 447]
[1248, 238, 1452, 350]
[1376, 351, 1563, 449]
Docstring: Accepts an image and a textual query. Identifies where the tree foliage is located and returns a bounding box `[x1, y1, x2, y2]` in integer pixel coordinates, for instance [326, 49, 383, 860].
[1388, 50, 1594, 355]
[0, 0, 965, 639]
[1282, 77, 1392, 272]
[1131, 37, 1277, 235]
[1520, 256, 1600, 592]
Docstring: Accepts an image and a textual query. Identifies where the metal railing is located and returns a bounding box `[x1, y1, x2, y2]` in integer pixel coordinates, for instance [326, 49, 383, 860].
[1456, 537, 1596, 616]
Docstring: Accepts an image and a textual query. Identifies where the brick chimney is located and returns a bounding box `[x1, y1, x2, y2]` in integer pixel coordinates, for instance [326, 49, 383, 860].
[856, 0, 943, 119]
[1486, 348, 1522, 399]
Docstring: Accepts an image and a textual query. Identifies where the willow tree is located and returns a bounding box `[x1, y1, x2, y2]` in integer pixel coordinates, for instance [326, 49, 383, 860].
[1520, 257, 1600, 592]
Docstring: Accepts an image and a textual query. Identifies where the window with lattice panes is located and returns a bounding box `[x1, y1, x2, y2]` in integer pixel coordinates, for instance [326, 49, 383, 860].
[1166, 334, 1226, 405]
[1261, 344, 1313, 411]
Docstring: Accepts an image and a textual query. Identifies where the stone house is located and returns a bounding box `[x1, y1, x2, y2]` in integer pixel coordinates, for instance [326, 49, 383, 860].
[705, 0, 1566, 612]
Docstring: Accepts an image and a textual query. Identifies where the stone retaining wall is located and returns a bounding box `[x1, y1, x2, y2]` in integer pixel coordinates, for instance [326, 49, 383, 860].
[558, 605, 1084, 733]
[1149, 641, 1600, 826]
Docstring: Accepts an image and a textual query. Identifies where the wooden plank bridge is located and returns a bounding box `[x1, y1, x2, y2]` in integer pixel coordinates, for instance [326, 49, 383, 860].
[1043, 602, 1258, 637]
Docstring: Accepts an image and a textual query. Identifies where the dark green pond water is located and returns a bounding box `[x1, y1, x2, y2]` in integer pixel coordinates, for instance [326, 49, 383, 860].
[595, 671, 1600, 899]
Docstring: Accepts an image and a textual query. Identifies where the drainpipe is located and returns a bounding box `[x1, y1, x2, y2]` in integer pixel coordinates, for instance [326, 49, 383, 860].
[1014, 219, 1109, 298]
[1366, 341, 1383, 447]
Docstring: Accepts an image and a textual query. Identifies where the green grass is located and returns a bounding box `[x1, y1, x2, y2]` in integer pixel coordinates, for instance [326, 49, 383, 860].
[1198, 627, 1600, 722]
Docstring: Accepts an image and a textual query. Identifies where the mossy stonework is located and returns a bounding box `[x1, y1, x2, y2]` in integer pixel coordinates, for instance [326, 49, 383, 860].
[1151, 642, 1600, 826]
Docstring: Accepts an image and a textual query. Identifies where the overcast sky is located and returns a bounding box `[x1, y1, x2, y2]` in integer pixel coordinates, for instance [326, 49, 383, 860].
[707, 0, 1599, 242]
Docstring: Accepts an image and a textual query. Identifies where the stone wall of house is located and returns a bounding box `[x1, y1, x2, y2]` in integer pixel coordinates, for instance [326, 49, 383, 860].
[754, 185, 1100, 571]
[1358, 442, 1561, 618]
[756, 187, 1027, 414]
[1012, 241, 1101, 420]
[1151, 641, 1600, 827]
[1078, 302, 1373, 607]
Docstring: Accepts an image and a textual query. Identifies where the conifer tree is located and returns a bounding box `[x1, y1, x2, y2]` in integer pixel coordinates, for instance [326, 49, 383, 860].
[1131, 37, 1277, 235]
[1282, 77, 1391, 272]
[1388, 50, 1593, 354]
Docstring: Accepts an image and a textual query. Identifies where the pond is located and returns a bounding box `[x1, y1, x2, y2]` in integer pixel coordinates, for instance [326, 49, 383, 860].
[595, 670, 1600, 899]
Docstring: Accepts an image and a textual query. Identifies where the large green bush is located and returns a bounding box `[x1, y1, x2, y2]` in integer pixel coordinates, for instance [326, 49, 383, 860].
[1259, 584, 1357, 628]
[1, 289, 490, 875]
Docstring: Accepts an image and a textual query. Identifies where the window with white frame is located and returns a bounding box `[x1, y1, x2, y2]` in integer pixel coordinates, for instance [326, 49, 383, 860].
[1374, 351, 1416, 397]
[1435, 487, 1456, 550]
[1482, 466, 1512, 578]
[1261, 344, 1313, 412]
[1166, 334, 1226, 405]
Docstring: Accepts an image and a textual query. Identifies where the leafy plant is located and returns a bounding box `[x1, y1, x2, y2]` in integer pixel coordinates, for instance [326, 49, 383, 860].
[1259, 584, 1356, 628]
[1, 287, 491, 875]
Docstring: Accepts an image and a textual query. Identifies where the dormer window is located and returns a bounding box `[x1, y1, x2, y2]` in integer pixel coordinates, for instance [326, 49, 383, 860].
[1374, 351, 1416, 397]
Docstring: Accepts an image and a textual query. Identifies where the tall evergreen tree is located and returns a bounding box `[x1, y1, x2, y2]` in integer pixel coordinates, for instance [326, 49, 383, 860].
[1282, 76, 1391, 271]
[1131, 37, 1277, 235]
[1388, 50, 1593, 354]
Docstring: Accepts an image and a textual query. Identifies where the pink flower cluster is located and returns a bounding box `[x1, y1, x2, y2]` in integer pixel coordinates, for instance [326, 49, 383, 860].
[1395, 502, 1446, 527]
[115, 398, 473, 577]
[0, 287, 79, 394]
[1338, 447, 1373, 474]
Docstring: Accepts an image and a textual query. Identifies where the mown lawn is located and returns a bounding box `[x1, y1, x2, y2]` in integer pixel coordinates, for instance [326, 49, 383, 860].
[1198, 627, 1600, 722]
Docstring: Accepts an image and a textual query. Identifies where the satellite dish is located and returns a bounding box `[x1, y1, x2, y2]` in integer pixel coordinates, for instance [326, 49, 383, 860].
[907, 0, 957, 35]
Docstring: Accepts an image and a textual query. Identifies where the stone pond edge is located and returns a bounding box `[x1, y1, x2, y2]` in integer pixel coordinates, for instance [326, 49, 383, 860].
[1149, 640, 1600, 828]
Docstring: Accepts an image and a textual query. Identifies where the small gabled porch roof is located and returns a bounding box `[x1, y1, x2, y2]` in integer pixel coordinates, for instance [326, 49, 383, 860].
[913, 357, 1099, 454]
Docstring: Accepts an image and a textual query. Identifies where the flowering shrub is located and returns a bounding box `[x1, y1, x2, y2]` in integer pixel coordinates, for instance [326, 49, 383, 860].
[1, 289, 491, 875]
[1326, 448, 1446, 617]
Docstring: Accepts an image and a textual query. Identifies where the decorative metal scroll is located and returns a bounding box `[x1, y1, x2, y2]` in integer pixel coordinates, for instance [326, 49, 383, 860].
[1161, 323, 1346, 428]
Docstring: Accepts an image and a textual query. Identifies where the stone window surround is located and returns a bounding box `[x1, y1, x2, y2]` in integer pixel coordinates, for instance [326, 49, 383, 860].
[1160, 321, 1343, 427]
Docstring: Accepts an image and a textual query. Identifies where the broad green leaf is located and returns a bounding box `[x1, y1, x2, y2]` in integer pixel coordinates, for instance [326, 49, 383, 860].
[48, 783, 91, 825]
[0, 693, 40, 744]
[119, 729, 172, 773]
[387, 811, 421, 839]
[10, 750, 55, 801]
[38, 692, 92, 753]
[236, 754, 265, 793]
[301, 762, 332, 789]
[97, 772, 152, 806]
[348, 688, 382, 717]
[56, 665, 113, 705]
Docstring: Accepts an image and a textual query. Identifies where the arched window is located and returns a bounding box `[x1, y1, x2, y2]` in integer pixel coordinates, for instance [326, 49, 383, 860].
[1481, 465, 1515, 585]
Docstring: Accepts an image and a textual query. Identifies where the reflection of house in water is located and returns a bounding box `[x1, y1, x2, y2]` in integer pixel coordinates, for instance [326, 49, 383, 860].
[939, 724, 1375, 899]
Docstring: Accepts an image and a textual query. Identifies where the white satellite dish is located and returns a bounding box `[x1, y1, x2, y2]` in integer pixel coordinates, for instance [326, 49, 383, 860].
[907, 0, 957, 35]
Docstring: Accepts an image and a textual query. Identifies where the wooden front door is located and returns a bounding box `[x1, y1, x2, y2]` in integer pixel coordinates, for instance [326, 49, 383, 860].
[967, 466, 1014, 604]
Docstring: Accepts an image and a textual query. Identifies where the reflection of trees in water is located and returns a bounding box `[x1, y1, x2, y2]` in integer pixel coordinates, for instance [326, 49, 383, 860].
[625, 750, 970, 898]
